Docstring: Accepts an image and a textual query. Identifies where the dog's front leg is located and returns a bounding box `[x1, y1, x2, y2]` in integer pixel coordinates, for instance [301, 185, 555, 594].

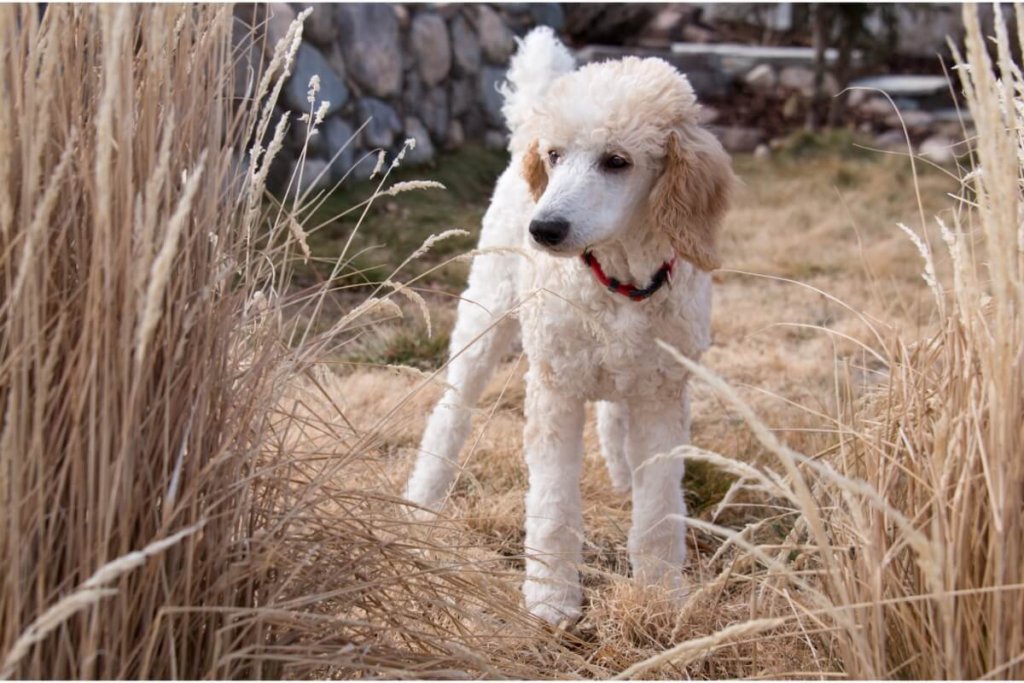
[404, 252, 518, 514]
[522, 375, 585, 624]
[625, 389, 690, 590]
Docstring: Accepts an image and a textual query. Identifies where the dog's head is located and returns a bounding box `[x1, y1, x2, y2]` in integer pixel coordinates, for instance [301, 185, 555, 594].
[520, 57, 735, 271]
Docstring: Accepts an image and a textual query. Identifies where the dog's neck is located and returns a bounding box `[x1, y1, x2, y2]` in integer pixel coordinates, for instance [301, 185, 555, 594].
[585, 221, 675, 292]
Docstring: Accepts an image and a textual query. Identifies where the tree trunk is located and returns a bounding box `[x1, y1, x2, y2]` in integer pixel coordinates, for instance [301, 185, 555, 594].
[806, 4, 831, 132]
[827, 10, 855, 128]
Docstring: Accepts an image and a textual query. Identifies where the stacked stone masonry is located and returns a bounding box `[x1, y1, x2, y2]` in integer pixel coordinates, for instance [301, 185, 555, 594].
[233, 3, 970, 194]
[234, 3, 565, 193]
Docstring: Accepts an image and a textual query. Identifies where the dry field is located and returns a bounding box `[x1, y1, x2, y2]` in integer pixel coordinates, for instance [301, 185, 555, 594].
[2, 4, 1022, 680]
[309, 146, 958, 678]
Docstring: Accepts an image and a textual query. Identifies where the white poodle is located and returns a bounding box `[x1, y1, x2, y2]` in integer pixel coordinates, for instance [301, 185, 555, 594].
[405, 27, 735, 625]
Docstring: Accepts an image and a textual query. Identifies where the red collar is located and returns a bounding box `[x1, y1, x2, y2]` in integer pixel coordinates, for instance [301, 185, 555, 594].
[581, 251, 675, 301]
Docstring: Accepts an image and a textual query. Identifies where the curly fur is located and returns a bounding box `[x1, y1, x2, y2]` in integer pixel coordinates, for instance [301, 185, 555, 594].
[405, 28, 735, 624]
[650, 129, 732, 271]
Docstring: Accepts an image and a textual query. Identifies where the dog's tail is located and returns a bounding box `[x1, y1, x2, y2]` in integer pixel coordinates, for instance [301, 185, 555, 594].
[500, 27, 574, 136]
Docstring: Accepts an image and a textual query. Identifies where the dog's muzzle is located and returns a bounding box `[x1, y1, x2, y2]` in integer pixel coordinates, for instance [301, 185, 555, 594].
[529, 218, 570, 247]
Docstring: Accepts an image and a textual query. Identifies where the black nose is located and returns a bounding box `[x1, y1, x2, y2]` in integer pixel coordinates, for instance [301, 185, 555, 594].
[529, 218, 570, 247]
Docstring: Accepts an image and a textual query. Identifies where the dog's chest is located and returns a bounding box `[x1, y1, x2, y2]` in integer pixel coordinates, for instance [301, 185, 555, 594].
[519, 262, 710, 400]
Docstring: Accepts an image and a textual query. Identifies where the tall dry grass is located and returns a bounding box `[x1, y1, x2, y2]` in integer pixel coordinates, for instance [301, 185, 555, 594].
[0, 4, 308, 677]
[840, 8, 1024, 674]
[621, 5, 1024, 678]
[0, 5, 564, 679]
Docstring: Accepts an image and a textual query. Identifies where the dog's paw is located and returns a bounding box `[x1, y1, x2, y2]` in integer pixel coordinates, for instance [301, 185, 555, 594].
[527, 600, 582, 627]
[609, 478, 632, 495]
[604, 460, 633, 494]
[403, 502, 440, 523]
[523, 575, 583, 626]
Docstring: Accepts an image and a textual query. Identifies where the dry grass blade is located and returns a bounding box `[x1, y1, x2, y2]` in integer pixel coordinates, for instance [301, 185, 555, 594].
[1, 524, 203, 679]
[612, 617, 790, 680]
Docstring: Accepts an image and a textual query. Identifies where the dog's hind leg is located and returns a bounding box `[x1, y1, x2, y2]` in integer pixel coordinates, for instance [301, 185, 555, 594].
[625, 389, 690, 590]
[404, 251, 518, 514]
[597, 401, 631, 493]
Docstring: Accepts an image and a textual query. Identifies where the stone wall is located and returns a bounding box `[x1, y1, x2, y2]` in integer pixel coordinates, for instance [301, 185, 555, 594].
[234, 3, 564, 194]
[233, 2, 973, 194]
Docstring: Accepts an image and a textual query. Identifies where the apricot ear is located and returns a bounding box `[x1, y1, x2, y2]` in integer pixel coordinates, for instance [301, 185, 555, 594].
[522, 139, 548, 202]
[649, 129, 734, 271]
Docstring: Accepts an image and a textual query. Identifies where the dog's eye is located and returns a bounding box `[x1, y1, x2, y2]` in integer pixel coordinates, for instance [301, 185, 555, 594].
[547, 150, 561, 166]
[602, 154, 630, 171]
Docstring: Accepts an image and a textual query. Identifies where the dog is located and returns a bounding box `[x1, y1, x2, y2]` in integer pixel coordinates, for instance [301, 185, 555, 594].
[404, 27, 735, 624]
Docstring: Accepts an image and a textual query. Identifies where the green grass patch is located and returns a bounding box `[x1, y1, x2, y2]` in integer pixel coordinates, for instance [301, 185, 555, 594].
[299, 144, 510, 294]
[773, 128, 877, 160]
[347, 324, 451, 371]
[683, 459, 736, 515]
